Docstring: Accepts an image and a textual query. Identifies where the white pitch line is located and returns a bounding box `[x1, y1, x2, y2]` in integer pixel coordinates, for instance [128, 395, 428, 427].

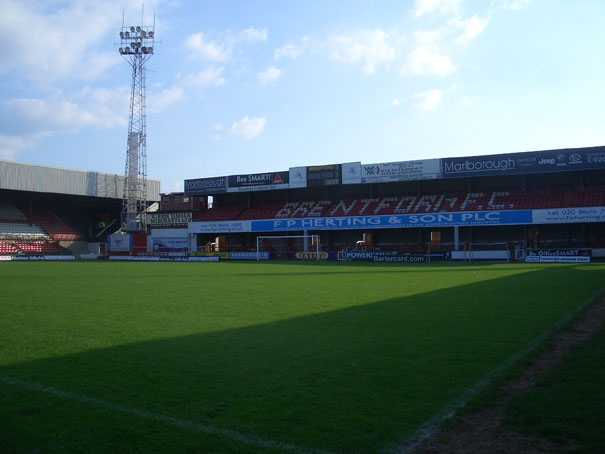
[0, 375, 333, 454]
[384, 287, 604, 454]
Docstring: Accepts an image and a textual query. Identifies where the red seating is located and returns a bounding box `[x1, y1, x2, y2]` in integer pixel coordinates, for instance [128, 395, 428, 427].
[193, 205, 245, 222]
[12, 241, 62, 254]
[29, 208, 83, 241]
[0, 240, 18, 255]
[187, 188, 605, 222]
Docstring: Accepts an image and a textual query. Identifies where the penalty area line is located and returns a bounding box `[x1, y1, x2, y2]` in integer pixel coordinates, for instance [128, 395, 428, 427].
[0, 375, 332, 454]
[384, 286, 604, 454]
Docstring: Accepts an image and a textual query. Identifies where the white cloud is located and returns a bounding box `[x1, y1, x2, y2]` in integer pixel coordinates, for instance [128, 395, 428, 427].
[274, 43, 304, 60]
[413, 29, 445, 46]
[148, 86, 185, 114]
[0, 135, 29, 160]
[413, 89, 442, 110]
[212, 123, 223, 131]
[0, 86, 130, 157]
[501, 0, 531, 10]
[391, 98, 401, 107]
[229, 116, 266, 139]
[185, 33, 232, 62]
[238, 27, 268, 42]
[258, 66, 282, 84]
[414, 0, 461, 16]
[0, 88, 128, 137]
[454, 15, 489, 45]
[185, 27, 268, 62]
[0, 0, 137, 83]
[329, 30, 398, 74]
[407, 46, 454, 76]
[184, 67, 227, 87]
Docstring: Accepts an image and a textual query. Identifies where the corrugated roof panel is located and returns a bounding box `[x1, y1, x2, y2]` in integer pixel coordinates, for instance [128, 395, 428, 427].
[0, 161, 160, 201]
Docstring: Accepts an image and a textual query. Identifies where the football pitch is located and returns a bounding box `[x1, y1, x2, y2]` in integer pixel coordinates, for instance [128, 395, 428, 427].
[1, 261, 604, 453]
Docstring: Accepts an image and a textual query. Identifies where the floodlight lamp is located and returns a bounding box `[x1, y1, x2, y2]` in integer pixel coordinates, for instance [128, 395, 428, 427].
[136, 26, 141, 32]
[148, 47, 153, 53]
[119, 47, 124, 54]
[125, 31, 130, 38]
[125, 46, 130, 53]
[141, 30, 146, 37]
[120, 31, 124, 38]
[130, 26, 135, 32]
[149, 31, 154, 38]
[141, 46, 147, 53]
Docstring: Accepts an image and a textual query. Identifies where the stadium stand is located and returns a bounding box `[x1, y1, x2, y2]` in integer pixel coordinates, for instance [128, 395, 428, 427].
[0, 201, 28, 221]
[192, 205, 246, 222]
[0, 222, 49, 240]
[29, 206, 84, 241]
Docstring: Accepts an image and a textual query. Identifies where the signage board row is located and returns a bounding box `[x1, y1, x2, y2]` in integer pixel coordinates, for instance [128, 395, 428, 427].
[188, 206, 605, 234]
[184, 147, 605, 195]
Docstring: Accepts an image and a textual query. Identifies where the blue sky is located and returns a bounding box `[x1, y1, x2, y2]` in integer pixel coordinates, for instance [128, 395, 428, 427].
[1, 0, 604, 193]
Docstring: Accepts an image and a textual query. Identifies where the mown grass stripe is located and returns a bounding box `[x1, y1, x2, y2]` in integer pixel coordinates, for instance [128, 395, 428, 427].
[384, 287, 604, 454]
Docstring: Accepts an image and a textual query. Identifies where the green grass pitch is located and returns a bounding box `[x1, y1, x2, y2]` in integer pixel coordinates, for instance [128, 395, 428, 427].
[1, 261, 604, 453]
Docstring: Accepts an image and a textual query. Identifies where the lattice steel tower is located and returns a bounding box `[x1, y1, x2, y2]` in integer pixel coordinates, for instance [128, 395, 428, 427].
[118, 16, 155, 232]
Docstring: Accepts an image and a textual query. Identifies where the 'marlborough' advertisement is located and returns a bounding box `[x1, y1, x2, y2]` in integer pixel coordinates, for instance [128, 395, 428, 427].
[442, 146, 605, 179]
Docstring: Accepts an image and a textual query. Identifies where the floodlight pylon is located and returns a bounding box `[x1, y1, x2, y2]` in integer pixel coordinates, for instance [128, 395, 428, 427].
[118, 12, 155, 232]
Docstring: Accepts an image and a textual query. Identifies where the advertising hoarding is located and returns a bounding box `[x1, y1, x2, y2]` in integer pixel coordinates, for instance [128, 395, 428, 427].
[108, 233, 131, 252]
[442, 146, 605, 179]
[532, 207, 605, 225]
[189, 220, 252, 234]
[306, 164, 342, 187]
[341, 162, 362, 185]
[184, 176, 227, 195]
[187, 206, 605, 234]
[229, 252, 269, 260]
[227, 171, 289, 192]
[289, 167, 307, 188]
[147, 212, 192, 227]
[151, 237, 189, 253]
[526, 249, 591, 263]
[362, 159, 441, 183]
[343, 251, 446, 262]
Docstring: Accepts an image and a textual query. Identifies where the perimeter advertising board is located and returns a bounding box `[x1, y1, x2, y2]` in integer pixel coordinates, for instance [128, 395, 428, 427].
[526, 249, 591, 263]
[184, 176, 227, 195]
[362, 159, 441, 183]
[151, 237, 189, 253]
[442, 146, 605, 179]
[306, 164, 341, 187]
[343, 251, 446, 262]
[227, 171, 289, 192]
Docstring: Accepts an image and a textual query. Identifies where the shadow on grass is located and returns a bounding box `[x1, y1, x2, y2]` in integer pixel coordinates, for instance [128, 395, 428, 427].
[1, 266, 604, 454]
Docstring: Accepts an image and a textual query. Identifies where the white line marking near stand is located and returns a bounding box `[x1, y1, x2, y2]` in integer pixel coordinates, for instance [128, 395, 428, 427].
[0, 375, 332, 454]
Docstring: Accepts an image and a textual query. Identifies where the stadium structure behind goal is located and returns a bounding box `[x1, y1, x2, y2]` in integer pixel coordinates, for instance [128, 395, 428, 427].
[256, 234, 321, 261]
